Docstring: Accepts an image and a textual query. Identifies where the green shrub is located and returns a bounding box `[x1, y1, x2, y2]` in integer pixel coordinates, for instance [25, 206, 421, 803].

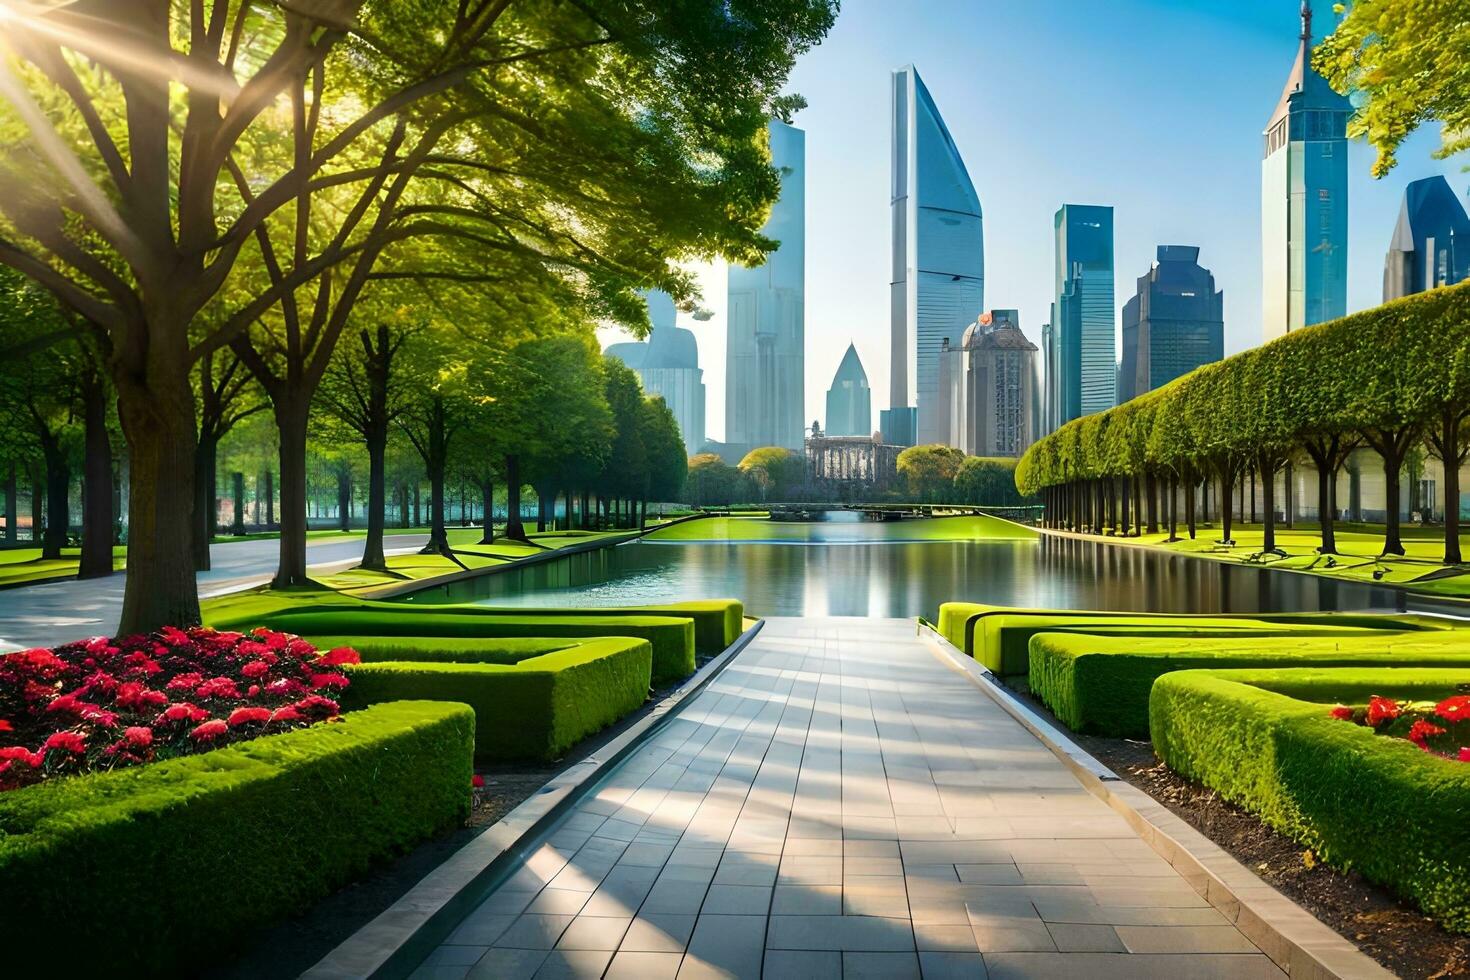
[1032, 631, 1470, 737]
[238, 607, 695, 686]
[457, 600, 744, 652]
[1150, 667, 1470, 931]
[935, 602, 1447, 675]
[341, 638, 652, 761]
[308, 635, 576, 665]
[0, 701, 474, 976]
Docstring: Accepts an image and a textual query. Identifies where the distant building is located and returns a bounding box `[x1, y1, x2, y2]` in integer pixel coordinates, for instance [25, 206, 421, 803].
[603, 290, 706, 454]
[887, 64, 984, 447]
[1383, 175, 1470, 301]
[1119, 246, 1224, 402]
[1262, 1, 1350, 341]
[804, 423, 902, 498]
[824, 343, 872, 438]
[727, 119, 805, 452]
[1045, 204, 1114, 431]
[939, 310, 1038, 458]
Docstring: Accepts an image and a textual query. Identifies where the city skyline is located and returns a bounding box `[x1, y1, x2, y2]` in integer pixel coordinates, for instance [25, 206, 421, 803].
[598, 0, 1466, 444]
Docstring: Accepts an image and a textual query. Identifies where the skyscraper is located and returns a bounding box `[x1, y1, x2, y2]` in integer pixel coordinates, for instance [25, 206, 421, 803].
[940, 310, 1037, 457]
[1261, 1, 1350, 341]
[603, 290, 706, 454]
[886, 64, 984, 448]
[1383, 175, 1470, 301]
[727, 119, 805, 452]
[1045, 204, 1114, 429]
[1119, 246, 1224, 402]
[825, 342, 872, 437]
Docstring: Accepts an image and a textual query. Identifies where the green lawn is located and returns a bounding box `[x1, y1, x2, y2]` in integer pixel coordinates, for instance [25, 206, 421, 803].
[0, 546, 127, 587]
[646, 513, 1036, 542]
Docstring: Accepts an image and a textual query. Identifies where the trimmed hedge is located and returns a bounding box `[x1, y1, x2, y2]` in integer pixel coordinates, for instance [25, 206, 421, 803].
[935, 602, 1446, 675]
[309, 634, 577, 665]
[447, 600, 744, 652]
[1032, 631, 1470, 737]
[0, 701, 474, 976]
[341, 638, 653, 761]
[239, 607, 695, 686]
[1150, 667, 1470, 931]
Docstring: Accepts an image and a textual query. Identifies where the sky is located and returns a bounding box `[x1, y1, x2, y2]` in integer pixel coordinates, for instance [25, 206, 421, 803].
[599, 0, 1467, 444]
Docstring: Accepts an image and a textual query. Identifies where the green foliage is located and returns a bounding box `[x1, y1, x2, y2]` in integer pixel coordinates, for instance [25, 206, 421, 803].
[311, 635, 578, 665]
[0, 701, 474, 976]
[738, 447, 804, 499]
[896, 444, 964, 502]
[1031, 630, 1470, 738]
[685, 453, 750, 506]
[1151, 667, 1470, 931]
[341, 639, 652, 761]
[952, 457, 1031, 506]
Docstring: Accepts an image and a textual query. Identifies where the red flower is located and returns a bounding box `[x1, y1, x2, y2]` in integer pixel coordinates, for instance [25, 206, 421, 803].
[240, 660, 271, 679]
[0, 720, 12, 733]
[1328, 705, 1354, 721]
[309, 673, 349, 691]
[115, 682, 168, 710]
[293, 695, 340, 717]
[166, 672, 204, 692]
[227, 707, 272, 728]
[1460, 747, 1470, 763]
[472, 774, 485, 788]
[189, 719, 228, 741]
[268, 706, 304, 724]
[0, 746, 42, 768]
[44, 731, 86, 754]
[123, 727, 153, 749]
[319, 647, 361, 667]
[1365, 696, 1402, 727]
[195, 676, 242, 700]
[286, 639, 317, 658]
[1408, 719, 1447, 747]
[265, 678, 307, 697]
[1434, 695, 1470, 722]
[157, 702, 209, 724]
[159, 626, 190, 647]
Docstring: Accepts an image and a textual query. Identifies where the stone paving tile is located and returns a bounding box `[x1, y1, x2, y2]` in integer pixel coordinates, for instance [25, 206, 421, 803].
[418, 618, 1279, 979]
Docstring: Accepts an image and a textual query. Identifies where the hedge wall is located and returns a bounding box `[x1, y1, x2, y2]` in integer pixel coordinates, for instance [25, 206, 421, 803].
[1032, 631, 1470, 736]
[1150, 667, 1470, 931]
[450, 600, 744, 652]
[309, 634, 577, 665]
[341, 638, 652, 761]
[0, 701, 474, 976]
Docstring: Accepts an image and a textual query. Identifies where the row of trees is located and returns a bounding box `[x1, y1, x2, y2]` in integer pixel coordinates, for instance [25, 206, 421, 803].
[1015, 283, 1470, 562]
[0, 0, 836, 632]
[895, 447, 1032, 506]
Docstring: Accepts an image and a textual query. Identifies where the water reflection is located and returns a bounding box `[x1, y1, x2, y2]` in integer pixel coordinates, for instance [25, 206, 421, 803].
[402, 530, 1408, 619]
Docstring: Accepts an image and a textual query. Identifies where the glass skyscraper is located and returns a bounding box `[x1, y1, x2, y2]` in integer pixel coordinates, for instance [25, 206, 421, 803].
[825, 342, 872, 437]
[1383, 175, 1470, 301]
[1046, 204, 1114, 430]
[887, 64, 984, 447]
[727, 119, 805, 452]
[1119, 246, 1224, 403]
[1261, 1, 1350, 341]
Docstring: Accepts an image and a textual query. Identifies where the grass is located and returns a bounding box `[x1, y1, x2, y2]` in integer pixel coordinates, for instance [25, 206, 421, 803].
[646, 513, 1036, 542]
[0, 546, 126, 587]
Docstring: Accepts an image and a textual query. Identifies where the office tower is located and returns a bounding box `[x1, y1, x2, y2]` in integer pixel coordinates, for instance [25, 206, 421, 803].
[727, 119, 805, 452]
[939, 310, 1037, 457]
[824, 342, 872, 437]
[1261, 1, 1350, 341]
[603, 290, 707, 454]
[1119, 246, 1225, 402]
[887, 64, 984, 447]
[1383, 175, 1470, 301]
[1046, 204, 1114, 428]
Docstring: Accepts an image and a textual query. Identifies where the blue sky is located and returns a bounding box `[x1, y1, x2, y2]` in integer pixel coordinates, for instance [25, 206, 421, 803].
[602, 0, 1467, 443]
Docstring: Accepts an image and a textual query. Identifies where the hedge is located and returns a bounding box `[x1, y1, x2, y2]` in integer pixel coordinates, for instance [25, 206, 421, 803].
[443, 600, 744, 652]
[340, 638, 652, 761]
[309, 634, 577, 665]
[1150, 667, 1470, 931]
[238, 607, 696, 686]
[934, 602, 1443, 675]
[1032, 631, 1470, 737]
[0, 701, 474, 976]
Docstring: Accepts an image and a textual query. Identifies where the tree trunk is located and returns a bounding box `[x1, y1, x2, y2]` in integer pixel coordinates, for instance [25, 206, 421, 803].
[1216, 463, 1234, 545]
[79, 371, 115, 579]
[1167, 476, 1178, 541]
[265, 470, 275, 528]
[480, 478, 495, 544]
[361, 420, 389, 570]
[193, 433, 218, 570]
[3, 465, 15, 546]
[1261, 462, 1278, 553]
[273, 397, 314, 587]
[37, 430, 68, 562]
[412, 481, 421, 527]
[1445, 441, 1463, 564]
[1382, 453, 1405, 556]
[536, 489, 549, 533]
[232, 473, 245, 534]
[1184, 479, 1197, 540]
[504, 454, 527, 541]
[336, 470, 352, 532]
[1317, 464, 1337, 555]
[420, 398, 452, 556]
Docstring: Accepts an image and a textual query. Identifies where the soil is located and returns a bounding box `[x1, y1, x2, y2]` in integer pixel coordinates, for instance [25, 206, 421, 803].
[205, 652, 719, 980]
[1011, 690, 1470, 979]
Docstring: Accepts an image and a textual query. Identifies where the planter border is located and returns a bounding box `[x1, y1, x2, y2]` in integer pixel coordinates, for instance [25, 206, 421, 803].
[302, 616, 763, 980]
[917, 621, 1394, 980]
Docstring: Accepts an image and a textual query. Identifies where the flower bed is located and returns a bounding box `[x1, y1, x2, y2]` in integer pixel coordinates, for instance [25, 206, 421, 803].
[0, 626, 359, 791]
[1329, 692, 1470, 761]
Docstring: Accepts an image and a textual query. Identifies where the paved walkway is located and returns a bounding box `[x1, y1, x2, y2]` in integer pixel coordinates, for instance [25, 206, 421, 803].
[0, 534, 428, 649]
[410, 618, 1282, 980]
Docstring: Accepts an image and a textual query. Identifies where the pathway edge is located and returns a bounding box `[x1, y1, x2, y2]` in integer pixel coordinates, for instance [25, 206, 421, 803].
[916, 621, 1396, 980]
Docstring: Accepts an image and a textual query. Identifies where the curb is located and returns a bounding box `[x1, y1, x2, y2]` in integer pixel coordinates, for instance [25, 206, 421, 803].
[917, 622, 1395, 980]
[302, 617, 764, 980]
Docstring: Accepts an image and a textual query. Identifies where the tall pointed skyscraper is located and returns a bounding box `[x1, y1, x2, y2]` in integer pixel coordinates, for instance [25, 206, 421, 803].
[1383, 175, 1470, 301]
[825, 343, 872, 437]
[1046, 204, 1114, 430]
[1261, 1, 1351, 341]
[885, 65, 984, 448]
[727, 119, 805, 452]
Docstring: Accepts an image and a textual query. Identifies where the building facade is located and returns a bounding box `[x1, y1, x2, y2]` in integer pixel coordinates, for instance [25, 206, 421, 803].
[939, 310, 1038, 458]
[1118, 246, 1224, 402]
[886, 65, 984, 448]
[727, 119, 806, 452]
[1383, 175, 1470, 301]
[824, 342, 872, 437]
[804, 424, 902, 498]
[1261, 1, 1350, 342]
[1045, 204, 1114, 431]
[603, 290, 707, 455]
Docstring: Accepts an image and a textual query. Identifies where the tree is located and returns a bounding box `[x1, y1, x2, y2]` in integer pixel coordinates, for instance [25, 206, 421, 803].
[953, 457, 1026, 506]
[1316, 0, 1470, 177]
[685, 454, 746, 507]
[897, 445, 964, 503]
[738, 447, 803, 501]
[642, 396, 689, 519]
[193, 350, 264, 569]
